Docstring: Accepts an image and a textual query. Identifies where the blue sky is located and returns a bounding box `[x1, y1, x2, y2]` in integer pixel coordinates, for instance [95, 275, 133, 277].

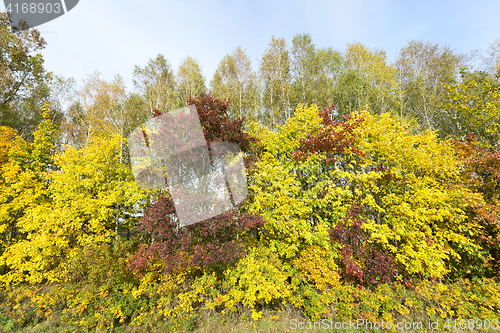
[3, 0, 500, 90]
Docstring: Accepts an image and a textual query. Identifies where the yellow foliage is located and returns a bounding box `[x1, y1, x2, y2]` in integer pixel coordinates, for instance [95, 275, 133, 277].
[0, 126, 16, 166]
[247, 103, 484, 281]
[0, 134, 150, 284]
[220, 247, 293, 312]
[0, 105, 55, 260]
[292, 245, 340, 291]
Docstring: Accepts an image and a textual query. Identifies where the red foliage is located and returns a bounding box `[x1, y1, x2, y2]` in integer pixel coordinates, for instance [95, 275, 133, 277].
[293, 105, 365, 162]
[128, 93, 263, 277]
[330, 204, 398, 286]
[151, 108, 163, 118]
[127, 194, 263, 277]
[454, 133, 500, 202]
[187, 93, 257, 153]
[452, 133, 500, 277]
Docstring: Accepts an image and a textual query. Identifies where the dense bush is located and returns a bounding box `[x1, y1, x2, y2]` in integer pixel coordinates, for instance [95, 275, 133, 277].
[127, 93, 264, 279]
[128, 194, 264, 277]
[0, 99, 498, 331]
[450, 133, 500, 279]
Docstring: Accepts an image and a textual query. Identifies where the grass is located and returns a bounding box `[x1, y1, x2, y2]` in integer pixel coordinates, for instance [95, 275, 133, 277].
[2, 305, 499, 333]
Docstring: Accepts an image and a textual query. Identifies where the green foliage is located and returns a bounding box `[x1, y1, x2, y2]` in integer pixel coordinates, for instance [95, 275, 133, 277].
[450, 134, 500, 279]
[133, 54, 177, 114]
[396, 40, 463, 130]
[176, 56, 206, 108]
[62, 239, 139, 286]
[442, 69, 500, 146]
[290, 34, 342, 111]
[356, 110, 483, 280]
[334, 43, 399, 116]
[0, 12, 49, 140]
[1, 274, 499, 332]
[64, 72, 129, 146]
[259, 36, 292, 128]
[211, 47, 260, 121]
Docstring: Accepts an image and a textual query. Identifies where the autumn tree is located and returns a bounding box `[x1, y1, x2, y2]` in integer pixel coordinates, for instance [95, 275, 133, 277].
[128, 92, 263, 278]
[309, 47, 342, 108]
[337, 43, 399, 116]
[0, 102, 55, 264]
[483, 38, 500, 75]
[176, 56, 206, 107]
[396, 40, 463, 130]
[63, 72, 129, 146]
[0, 12, 51, 140]
[0, 130, 149, 284]
[0, 126, 15, 166]
[290, 34, 317, 106]
[121, 92, 150, 137]
[133, 54, 177, 114]
[452, 134, 500, 278]
[440, 69, 500, 146]
[260, 36, 292, 128]
[247, 103, 483, 284]
[290, 34, 342, 110]
[211, 47, 260, 121]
